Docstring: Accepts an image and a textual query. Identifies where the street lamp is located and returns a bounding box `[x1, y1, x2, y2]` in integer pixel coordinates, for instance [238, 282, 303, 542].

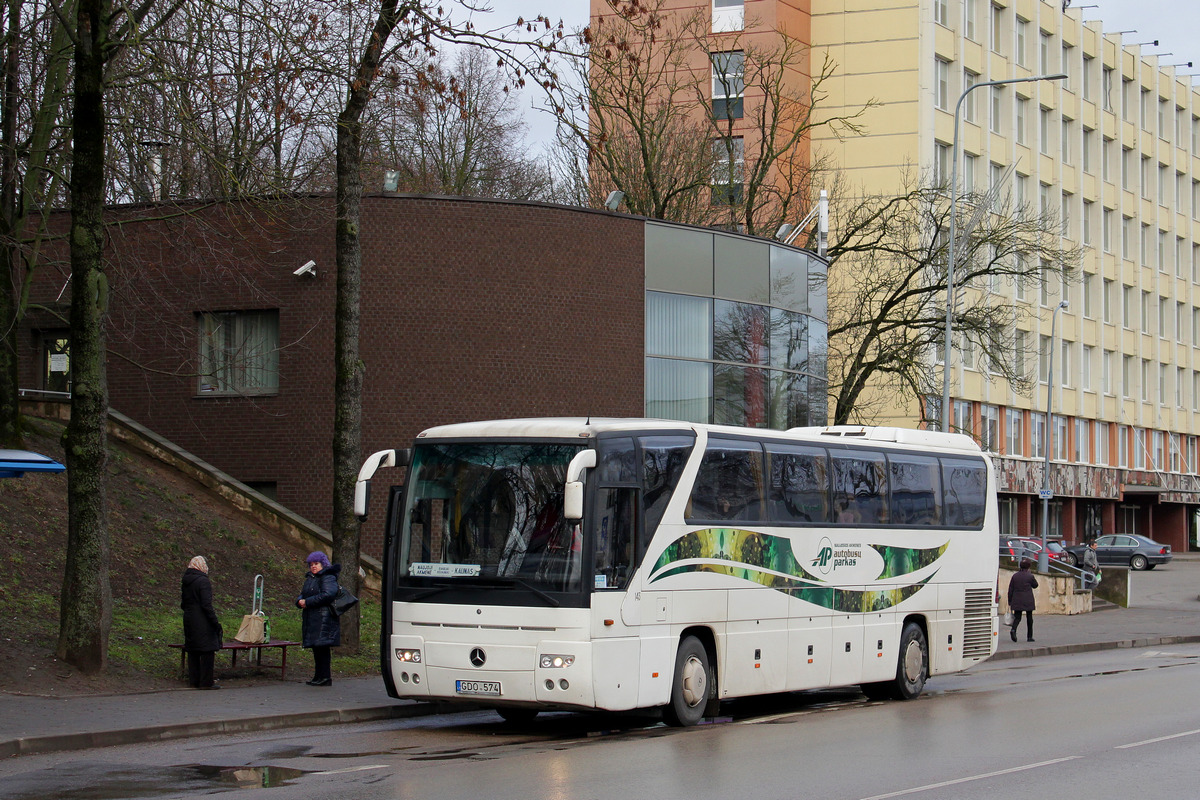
[1039, 299, 1069, 572]
[940, 73, 1068, 433]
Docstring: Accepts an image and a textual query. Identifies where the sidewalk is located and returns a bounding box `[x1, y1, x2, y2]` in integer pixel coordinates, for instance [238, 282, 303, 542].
[3, 587, 1198, 759]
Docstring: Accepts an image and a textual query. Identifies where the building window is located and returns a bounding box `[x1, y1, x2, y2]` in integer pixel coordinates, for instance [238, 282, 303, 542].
[1082, 128, 1093, 173]
[1015, 19, 1027, 66]
[1102, 67, 1113, 111]
[981, 404, 999, 452]
[1082, 344, 1093, 390]
[712, 0, 744, 32]
[964, 0, 977, 40]
[990, 87, 1003, 133]
[711, 51, 744, 120]
[935, 0, 949, 26]
[963, 71, 978, 123]
[1122, 355, 1132, 398]
[935, 59, 950, 111]
[990, 4, 1003, 52]
[1039, 31, 1050, 74]
[1117, 424, 1129, 467]
[1015, 98, 1028, 145]
[711, 137, 744, 205]
[1102, 208, 1112, 252]
[1095, 421, 1109, 464]
[1039, 107, 1050, 155]
[197, 310, 280, 395]
[1005, 408, 1023, 455]
[1032, 413, 1046, 459]
[1081, 55, 1093, 101]
[1102, 349, 1113, 394]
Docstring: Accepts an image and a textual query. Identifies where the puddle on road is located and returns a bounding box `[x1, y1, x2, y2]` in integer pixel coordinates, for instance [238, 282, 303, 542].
[4, 763, 308, 799]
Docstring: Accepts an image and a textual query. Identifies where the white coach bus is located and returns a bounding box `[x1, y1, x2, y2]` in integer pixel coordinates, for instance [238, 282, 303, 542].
[355, 418, 999, 726]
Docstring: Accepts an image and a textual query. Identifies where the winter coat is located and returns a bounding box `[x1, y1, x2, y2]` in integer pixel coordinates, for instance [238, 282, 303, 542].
[297, 564, 342, 648]
[181, 568, 223, 652]
[1081, 547, 1100, 573]
[1007, 568, 1039, 612]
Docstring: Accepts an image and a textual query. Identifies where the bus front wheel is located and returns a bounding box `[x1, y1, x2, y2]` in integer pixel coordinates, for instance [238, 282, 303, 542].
[663, 635, 713, 727]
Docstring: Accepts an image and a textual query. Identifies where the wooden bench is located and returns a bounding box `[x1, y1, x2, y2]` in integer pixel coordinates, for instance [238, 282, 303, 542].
[170, 640, 301, 679]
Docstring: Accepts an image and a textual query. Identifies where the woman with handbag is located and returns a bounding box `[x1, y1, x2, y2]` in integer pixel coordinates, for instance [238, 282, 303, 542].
[296, 551, 341, 686]
[181, 555, 223, 689]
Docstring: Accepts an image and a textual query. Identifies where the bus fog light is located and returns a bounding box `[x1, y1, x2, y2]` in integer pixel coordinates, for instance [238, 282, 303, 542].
[413, 673, 420, 684]
[539, 654, 575, 669]
[401, 672, 409, 683]
[559, 679, 569, 690]
[396, 648, 422, 663]
[545, 679, 555, 690]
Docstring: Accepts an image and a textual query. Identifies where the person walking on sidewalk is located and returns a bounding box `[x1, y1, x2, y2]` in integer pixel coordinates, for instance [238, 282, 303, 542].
[297, 551, 341, 687]
[1081, 540, 1101, 589]
[181, 555, 223, 689]
[1008, 558, 1039, 643]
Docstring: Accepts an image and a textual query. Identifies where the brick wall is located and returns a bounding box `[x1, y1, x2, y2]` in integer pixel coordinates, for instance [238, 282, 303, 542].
[21, 195, 646, 558]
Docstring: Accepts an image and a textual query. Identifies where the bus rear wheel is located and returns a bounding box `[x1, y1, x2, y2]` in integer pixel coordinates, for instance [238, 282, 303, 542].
[663, 635, 713, 727]
[863, 622, 928, 701]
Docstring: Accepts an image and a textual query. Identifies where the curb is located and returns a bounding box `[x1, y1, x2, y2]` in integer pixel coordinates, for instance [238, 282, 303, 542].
[0, 702, 453, 759]
[988, 633, 1200, 661]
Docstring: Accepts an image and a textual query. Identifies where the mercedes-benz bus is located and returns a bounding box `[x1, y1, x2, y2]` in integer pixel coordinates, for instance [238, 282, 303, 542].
[355, 418, 999, 725]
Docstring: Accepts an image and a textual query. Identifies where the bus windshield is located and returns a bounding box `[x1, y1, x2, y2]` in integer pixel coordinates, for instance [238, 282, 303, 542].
[399, 441, 585, 595]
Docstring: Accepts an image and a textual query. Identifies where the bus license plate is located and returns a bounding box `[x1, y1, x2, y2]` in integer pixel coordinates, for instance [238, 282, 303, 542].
[456, 679, 501, 696]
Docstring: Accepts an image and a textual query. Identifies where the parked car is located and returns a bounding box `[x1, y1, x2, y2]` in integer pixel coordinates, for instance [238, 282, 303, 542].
[999, 537, 1066, 562]
[1063, 534, 1172, 571]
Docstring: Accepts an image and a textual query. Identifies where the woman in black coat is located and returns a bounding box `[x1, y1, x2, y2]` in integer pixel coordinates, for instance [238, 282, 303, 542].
[297, 551, 341, 686]
[1007, 558, 1039, 643]
[181, 555, 223, 689]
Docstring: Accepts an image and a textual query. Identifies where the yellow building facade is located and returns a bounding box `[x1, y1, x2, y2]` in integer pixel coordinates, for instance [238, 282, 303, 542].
[593, 0, 1200, 551]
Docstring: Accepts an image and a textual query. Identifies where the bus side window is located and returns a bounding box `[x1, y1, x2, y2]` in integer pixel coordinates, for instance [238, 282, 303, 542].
[687, 438, 765, 522]
[640, 435, 695, 546]
[593, 487, 638, 589]
[888, 454, 942, 526]
[766, 444, 829, 523]
[942, 458, 987, 527]
[830, 451, 887, 525]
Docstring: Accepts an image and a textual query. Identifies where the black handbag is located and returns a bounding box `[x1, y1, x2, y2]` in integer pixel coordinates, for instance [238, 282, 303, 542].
[332, 585, 359, 616]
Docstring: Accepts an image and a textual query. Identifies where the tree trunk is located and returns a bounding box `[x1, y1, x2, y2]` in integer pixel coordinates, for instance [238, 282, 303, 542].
[331, 107, 365, 653]
[0, 0, 22, 448]
[329, 0, 401, 654]
[57, 0, 112, 674]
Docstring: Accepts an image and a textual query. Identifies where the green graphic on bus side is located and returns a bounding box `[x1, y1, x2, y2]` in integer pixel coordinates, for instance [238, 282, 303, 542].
[647, 528, 948, 612]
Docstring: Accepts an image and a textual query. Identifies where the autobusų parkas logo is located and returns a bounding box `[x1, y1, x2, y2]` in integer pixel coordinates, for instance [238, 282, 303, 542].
[811, 536, 862, 575]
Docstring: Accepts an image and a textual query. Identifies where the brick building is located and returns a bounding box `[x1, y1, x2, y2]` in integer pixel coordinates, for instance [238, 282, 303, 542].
[18, 194, 829, 557]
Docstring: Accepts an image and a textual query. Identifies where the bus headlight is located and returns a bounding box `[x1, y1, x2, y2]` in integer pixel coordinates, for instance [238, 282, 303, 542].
[539, 654, 575, 669]
[396, 648, 422, 663]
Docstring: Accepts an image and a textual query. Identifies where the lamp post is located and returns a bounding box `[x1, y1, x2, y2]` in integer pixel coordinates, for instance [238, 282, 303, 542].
[1039, 299, 1068, 572]
[940, 73, 1068, 432]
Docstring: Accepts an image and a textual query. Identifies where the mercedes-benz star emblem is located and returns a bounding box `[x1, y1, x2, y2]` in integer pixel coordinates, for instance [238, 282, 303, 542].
[469, 647, 486, 667]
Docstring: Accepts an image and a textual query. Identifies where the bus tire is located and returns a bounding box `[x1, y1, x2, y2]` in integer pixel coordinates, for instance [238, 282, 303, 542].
[893, 622, 928, 700]
[496, 707, 539, 725]
[663, 635, 712, 727]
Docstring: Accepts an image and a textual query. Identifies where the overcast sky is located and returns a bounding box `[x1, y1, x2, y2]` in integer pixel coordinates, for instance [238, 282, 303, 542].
[474, 0, 1200, 148]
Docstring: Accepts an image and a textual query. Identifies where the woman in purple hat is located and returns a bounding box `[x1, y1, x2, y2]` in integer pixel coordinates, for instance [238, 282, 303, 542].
[296, 551, 341, 686]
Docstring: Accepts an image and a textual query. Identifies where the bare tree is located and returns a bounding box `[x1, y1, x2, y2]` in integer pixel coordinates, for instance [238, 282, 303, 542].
[366, 47, 551, 199]
[57, 0, 185, 674]
[549, 0, 869, 231]
[0, 0, 74, 447]
[822, 172, 1083, 427]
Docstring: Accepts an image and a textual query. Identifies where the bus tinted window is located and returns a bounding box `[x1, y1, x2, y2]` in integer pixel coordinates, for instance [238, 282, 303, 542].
[641, 435, 695, 542]
[830, 451, 887, 525]
[597, 437, 638, 484]
[687, 438, 765, 522]
[889, 454, 942, 525]
[594, 487, 638, 590]
[942, 457, 987, 528]
[766, 444, 829, 523]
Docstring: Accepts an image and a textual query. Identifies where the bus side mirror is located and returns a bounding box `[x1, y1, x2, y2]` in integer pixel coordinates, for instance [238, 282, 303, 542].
[564, 449, 596, 521]
[355, 448, 408, 520]
[565, 481, 584, 520]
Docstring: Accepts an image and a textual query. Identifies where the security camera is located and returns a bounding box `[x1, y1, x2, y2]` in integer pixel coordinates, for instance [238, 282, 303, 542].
[294, 260, 317, 277]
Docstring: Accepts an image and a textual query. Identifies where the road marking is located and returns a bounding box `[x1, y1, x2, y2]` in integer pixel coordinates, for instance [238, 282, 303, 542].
[1116, 729, 1200, 749]
[312, 764, 390, 776]
[858, 757, 1081, 799]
